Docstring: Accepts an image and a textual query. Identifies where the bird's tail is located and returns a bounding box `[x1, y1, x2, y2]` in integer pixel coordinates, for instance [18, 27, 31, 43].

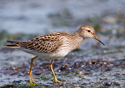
[5, 40, 32, 48]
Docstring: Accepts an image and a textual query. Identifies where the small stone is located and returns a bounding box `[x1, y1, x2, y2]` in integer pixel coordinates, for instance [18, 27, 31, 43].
[95, 84, 104, 87]
[98, 80, 103, 82]
[81, 65, 85, 67]
[103, 50, 108, 54]
[114, 82, 120, 86]
[79, 71, 84, 76]
[12, 66, 21, 70]
[92, 73, 96, 76]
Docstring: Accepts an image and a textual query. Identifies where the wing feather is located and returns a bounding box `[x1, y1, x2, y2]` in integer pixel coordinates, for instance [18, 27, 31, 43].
[6, 32, 66, 53]
[27, 33, 63, 53]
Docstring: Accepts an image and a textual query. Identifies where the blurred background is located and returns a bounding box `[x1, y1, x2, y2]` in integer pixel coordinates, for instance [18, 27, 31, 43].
[0, 0, 125, 87]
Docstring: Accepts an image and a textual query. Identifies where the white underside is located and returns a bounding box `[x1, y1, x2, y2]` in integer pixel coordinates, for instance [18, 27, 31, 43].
[20, 48, 69, 60]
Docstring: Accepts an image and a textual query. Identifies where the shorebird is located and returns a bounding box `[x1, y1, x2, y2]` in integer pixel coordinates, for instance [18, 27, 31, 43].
[5, 25, 105, 84]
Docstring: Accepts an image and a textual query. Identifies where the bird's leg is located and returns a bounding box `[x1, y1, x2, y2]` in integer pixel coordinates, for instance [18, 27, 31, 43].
[50, 59, 60, 83]
[29, 56, 37, 84]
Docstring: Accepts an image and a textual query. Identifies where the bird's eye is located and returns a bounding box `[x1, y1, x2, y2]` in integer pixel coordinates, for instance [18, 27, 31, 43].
[88, 30, 90, 32]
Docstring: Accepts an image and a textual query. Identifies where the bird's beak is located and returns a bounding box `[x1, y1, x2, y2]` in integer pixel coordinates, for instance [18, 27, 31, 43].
[93, 35, 105, 46]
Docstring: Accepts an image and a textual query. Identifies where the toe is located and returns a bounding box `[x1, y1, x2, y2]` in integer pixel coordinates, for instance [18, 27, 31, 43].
[53, 79, 60, 83]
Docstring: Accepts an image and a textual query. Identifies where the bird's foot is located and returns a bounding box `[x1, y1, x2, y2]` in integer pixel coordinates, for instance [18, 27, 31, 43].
[29, 71, 35, 84]
[53, 78, 60, 83]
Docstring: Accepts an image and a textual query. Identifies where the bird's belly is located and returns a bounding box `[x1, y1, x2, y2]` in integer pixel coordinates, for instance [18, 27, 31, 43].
[39, 49, 69, 59]
[21, 48, 69, 60]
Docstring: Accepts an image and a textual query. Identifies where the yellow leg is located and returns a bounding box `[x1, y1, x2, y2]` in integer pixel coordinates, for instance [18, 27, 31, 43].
[50, 59, 60, 83]
[29, 56, 37, 84]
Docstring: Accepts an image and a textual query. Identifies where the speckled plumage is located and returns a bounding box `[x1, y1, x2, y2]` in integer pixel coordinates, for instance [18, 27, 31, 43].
[6, 31, 84, 59]
[5, 25, 105, 84]
[28, 33, 62, 53]
[5, 25, 105, 58]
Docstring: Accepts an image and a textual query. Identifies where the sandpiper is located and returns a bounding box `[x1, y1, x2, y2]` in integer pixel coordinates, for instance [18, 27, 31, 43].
[5, 25, 105, 84]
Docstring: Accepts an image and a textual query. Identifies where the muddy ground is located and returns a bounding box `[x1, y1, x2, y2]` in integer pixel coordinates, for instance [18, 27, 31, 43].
[0, 0, 125, 88]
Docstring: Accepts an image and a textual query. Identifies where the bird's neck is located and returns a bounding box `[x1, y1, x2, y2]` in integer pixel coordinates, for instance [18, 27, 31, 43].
[73, 28, 83, 39]
[67, 30, 84, 51]
[73, 29, 84, 44]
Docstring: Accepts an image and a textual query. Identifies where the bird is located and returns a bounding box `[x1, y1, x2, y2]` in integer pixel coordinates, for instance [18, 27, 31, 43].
[5, 25, 105, 84]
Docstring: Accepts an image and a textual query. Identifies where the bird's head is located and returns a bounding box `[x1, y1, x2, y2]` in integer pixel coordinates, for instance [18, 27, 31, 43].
[79, 25, 105, 46]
